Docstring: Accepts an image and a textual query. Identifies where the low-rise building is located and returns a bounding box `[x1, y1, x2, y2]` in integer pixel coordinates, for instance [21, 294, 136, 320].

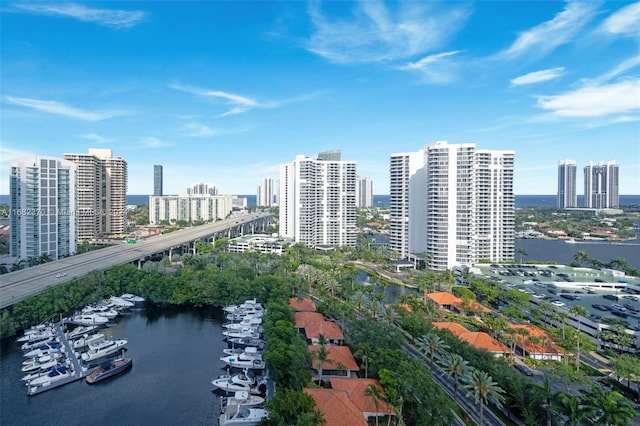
[227, 234, 291, 255]
[433, 322, 510, 357]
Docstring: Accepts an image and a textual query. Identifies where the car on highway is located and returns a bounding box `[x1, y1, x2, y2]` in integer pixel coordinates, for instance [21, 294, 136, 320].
[551, 300, 566, 307]
[603, 294, 619, 301]
[55, 273, 66, 278]
[592, 304, 610, 311]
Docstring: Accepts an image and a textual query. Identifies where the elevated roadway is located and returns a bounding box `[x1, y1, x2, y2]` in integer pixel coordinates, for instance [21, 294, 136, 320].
[0, 213, 273, 310]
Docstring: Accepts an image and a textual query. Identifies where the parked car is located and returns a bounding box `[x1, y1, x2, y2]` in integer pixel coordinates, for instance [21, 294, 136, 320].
[603, 294, 619, 301]
[514, 364, 534, 376]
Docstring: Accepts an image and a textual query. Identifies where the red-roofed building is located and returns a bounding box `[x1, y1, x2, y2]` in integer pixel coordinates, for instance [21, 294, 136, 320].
[433, 322, 510, 357]
[295, 312, 345, 345]
[506, 324, 563, 361]
[330, 378, 394, 421]
[304, 388, 368, 426]
[289, 297, 317, 312]
[427, 292, 491, 315]
[309, 345, 360, 380]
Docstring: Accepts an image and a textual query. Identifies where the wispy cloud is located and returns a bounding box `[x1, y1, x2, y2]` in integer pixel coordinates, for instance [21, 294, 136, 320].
[182, 123, 220, 137]
[495, 1, 598, 60]
[3, 96, 122, 121]
[511, 67, 565, 86]
[583, 55, 640, 85]
[139, 137, 172, 148]
[79, 133, 111, 143]
[396, 51, 462, 84]
[170, 84, 270, 117]
[536, 78, 640, 118]
[598, 1, 640, 36]
[306, 0, 471, 64]
[11, 3, 145, 29]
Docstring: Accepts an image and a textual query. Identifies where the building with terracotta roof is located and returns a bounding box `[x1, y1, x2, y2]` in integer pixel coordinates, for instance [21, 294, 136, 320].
[289, 297, 317, 312]
[295, 312, 345, 345]
[304, 388, 368, 426]
[309, 345, 360, 380]
[330, 378, 393, 421]
[426, 292, 491, 315]
[505, 324, 563, 361]
[433, 322, 510, 357]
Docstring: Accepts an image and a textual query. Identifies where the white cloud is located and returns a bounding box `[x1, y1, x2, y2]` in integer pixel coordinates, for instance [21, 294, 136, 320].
[584, 55, 640, 85]
[170, 84, 273, 117]
[11, 3, 145, 29]
[139, 137, 172, 148]
[306, 0, 471, 64]
[496, 1, 598, 59]
[79, 133, 111, 143]
[182, 123, 220, 137]
[396, 51, 462, 84]
[599, 2, 640, 35]
[536, 78, 640, 117]
[511, 67, 565, 86]
[3, 96, 121, 121]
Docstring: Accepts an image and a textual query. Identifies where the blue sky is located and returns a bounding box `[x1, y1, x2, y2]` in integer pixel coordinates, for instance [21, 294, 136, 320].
[1, 1, 639, 196]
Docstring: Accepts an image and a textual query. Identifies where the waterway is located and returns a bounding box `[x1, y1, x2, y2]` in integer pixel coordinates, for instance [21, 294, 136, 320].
[0, 305, 229, 426]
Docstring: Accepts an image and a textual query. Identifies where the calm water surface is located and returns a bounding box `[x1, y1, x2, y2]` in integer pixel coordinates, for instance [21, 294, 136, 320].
[0, 305, 228, 426]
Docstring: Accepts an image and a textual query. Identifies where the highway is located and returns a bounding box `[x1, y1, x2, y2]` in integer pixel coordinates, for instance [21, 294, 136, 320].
[0, 213, 272, 309]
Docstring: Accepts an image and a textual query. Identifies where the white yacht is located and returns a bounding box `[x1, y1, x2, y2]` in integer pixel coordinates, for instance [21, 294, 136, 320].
[221, 347, 265, 370]
[211, 370, 266, 395]
[23, 352, 62, 367]
[109, 296, 134, 309]
[70, 313, 109, 326]
[120, 293, 145, 304]
[73, 333, 105, 350]
[220, 391, 265, 413]
[21, 355, 59, 372]
[222, 327, 262, 340]
[66, 325, 98, 340]
[21, 336, 55, 352]
[24, 342, 62, 358]
[222, 317, 262, 331]
[16, 327, 56, 343]
[81, 339, 128, 362]
[26, 365, 71, 387]
[219, 405, 268, 426]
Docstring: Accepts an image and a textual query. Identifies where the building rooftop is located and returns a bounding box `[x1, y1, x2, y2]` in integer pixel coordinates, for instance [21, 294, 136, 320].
[329, 378, 393, 416]
[304, 388, 368, 426]
[308, 345, 359, 371]
[433, 322, 509, 354]
[289, 297, 316, 312]
[295, 312, 345, 340]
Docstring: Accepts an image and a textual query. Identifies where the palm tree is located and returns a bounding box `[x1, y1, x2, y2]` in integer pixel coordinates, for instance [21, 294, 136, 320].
[418, 332, 449, 366]
[574, 250, 589, 266]
[444, 352, 469, 398]
[555, 394, 589, 426]
[569, 305, 588, 371]
[354, 342, 373, 378]
[516, 248, 527, 264]
[382, 306, 399, 325]
[536, 377, 559, 426]
[364, 384, 383, 426]
[586, 386, 637, 426]
[464, 368, 505, 426]
[312, 345, 332, 386]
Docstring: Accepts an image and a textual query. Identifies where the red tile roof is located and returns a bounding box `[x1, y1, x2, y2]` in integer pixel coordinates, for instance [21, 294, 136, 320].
[289, 297, 317, 312]
[427, 292, 491, 313]
[309, 345, 359, 371]
[304, 388, 368, 426]
[507, 324, 562, 355]
[329, 378, 393, 415]
[432, 321, 469, 337]
[295, 312, 344, 340]
[433, 322, 509, 354]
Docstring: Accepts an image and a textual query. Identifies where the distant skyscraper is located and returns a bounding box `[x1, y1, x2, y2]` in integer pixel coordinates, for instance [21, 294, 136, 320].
[187, 182, 217, 196]
[10, 156, 77, 260]
[584, 160, 619, 208]
[154, 165, 163, 196]
[149, 194, 233, 225]
[64, 148, 127, 240]
[557, 159, 577, 208]
[279, 150, 356, 247]
[389, 141, 515, 270]
[257, 177, 274, 207]
[356, 176, 373, 208]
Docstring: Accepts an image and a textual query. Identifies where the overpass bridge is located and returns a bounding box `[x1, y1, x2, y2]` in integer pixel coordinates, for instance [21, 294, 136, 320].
[0, 213, 274, 310]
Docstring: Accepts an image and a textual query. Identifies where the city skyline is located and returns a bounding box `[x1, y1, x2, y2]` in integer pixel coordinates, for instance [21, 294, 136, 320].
[1, 1, 639, 195]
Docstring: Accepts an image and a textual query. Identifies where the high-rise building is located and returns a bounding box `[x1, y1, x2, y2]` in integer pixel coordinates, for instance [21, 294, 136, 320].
[149, 194, 234, 225]
[584, 160, 619, 208]
[64, 148, 127, 240]
[154, 165, 163, 196]
[557, 159, 577, 208]
[10, 156, 77, 260]
[356, 176, 373, 208]
[257, 177, 274, 207]
[389, 141, 515, 270]
[187, 183, 217, 196]
[279, 150, 356, 247]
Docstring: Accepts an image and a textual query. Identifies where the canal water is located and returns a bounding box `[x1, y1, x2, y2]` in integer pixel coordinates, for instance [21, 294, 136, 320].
[0, 305, 229, 426]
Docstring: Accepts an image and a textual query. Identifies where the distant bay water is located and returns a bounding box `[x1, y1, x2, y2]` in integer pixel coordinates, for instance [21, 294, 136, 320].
[1, 194, 639, 209]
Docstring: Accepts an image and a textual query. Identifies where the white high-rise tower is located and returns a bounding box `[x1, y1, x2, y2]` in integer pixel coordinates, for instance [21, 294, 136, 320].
[257, 177, 274, 207]
[356, 176, 373, 208]
[584, 160, 619, 209]
[279, 150, 356, 247]
[557, 159, 577, 208]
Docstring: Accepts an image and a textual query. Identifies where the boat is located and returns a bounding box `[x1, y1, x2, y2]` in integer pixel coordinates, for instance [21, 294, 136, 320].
[73, 333, 105, 350]
[218, 405, 268, 426]
[222, 317, 262, 331]
[89, 305, 119, 319]
[222, 347, 263, 356]
[26, 365, 71, 387]
[70, 313, 109, 326]
[211, 370, 266, 395]
[220, 391, 265, 413]
[226, 338, 265, 351]
[16, 326, 55, 343]
[565, 238, 577, 244]
[222, 327, 262, 340]
[220, 347, 265, 370]
[21, 355, 59, 372]
[81, 339, 128, 362]
[120, 293, 145, 305]
[20, 336, 56, 352]
[66, 325, 98, 340]
[108, 296, 134, 309]
[86, 357, 132, 384]
[21, 366, 57, 382]
[23, 352, 62, 366]
[24, 342, 62, 358]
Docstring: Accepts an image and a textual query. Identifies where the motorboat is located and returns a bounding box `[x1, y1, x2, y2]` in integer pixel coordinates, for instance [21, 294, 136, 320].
[220, 391, 265, 413]
[81, 339, 128, 362]
[222, 347, 263, 357]
[86, 357, 132, 384]
[26, 365, 71, 387]
[66, 325, 98, 340]
[21, 366, 57, 382]
[221, 353, 265, 370]
[16, 325, 55, 343]
[21, 354, 59, 372]
[108, 296, 134, 309]
[222, 327, 262, 340]
[223, 300, 264, 316]
[120, 293, 145, 305]
[211, 370, 266, 395]
[226, 311, 263, 322]
[21, 336, 55, 352]
[222, 317, 262, 331]
[70, 313, 109, 326]
[23, 352, 62, 366]
[226, 338, 265, 351]
[218, 405, 268, 426]
[73, 333, 105, 350]
[91, 305, 119, 319]
[24, 342, 62, 358]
